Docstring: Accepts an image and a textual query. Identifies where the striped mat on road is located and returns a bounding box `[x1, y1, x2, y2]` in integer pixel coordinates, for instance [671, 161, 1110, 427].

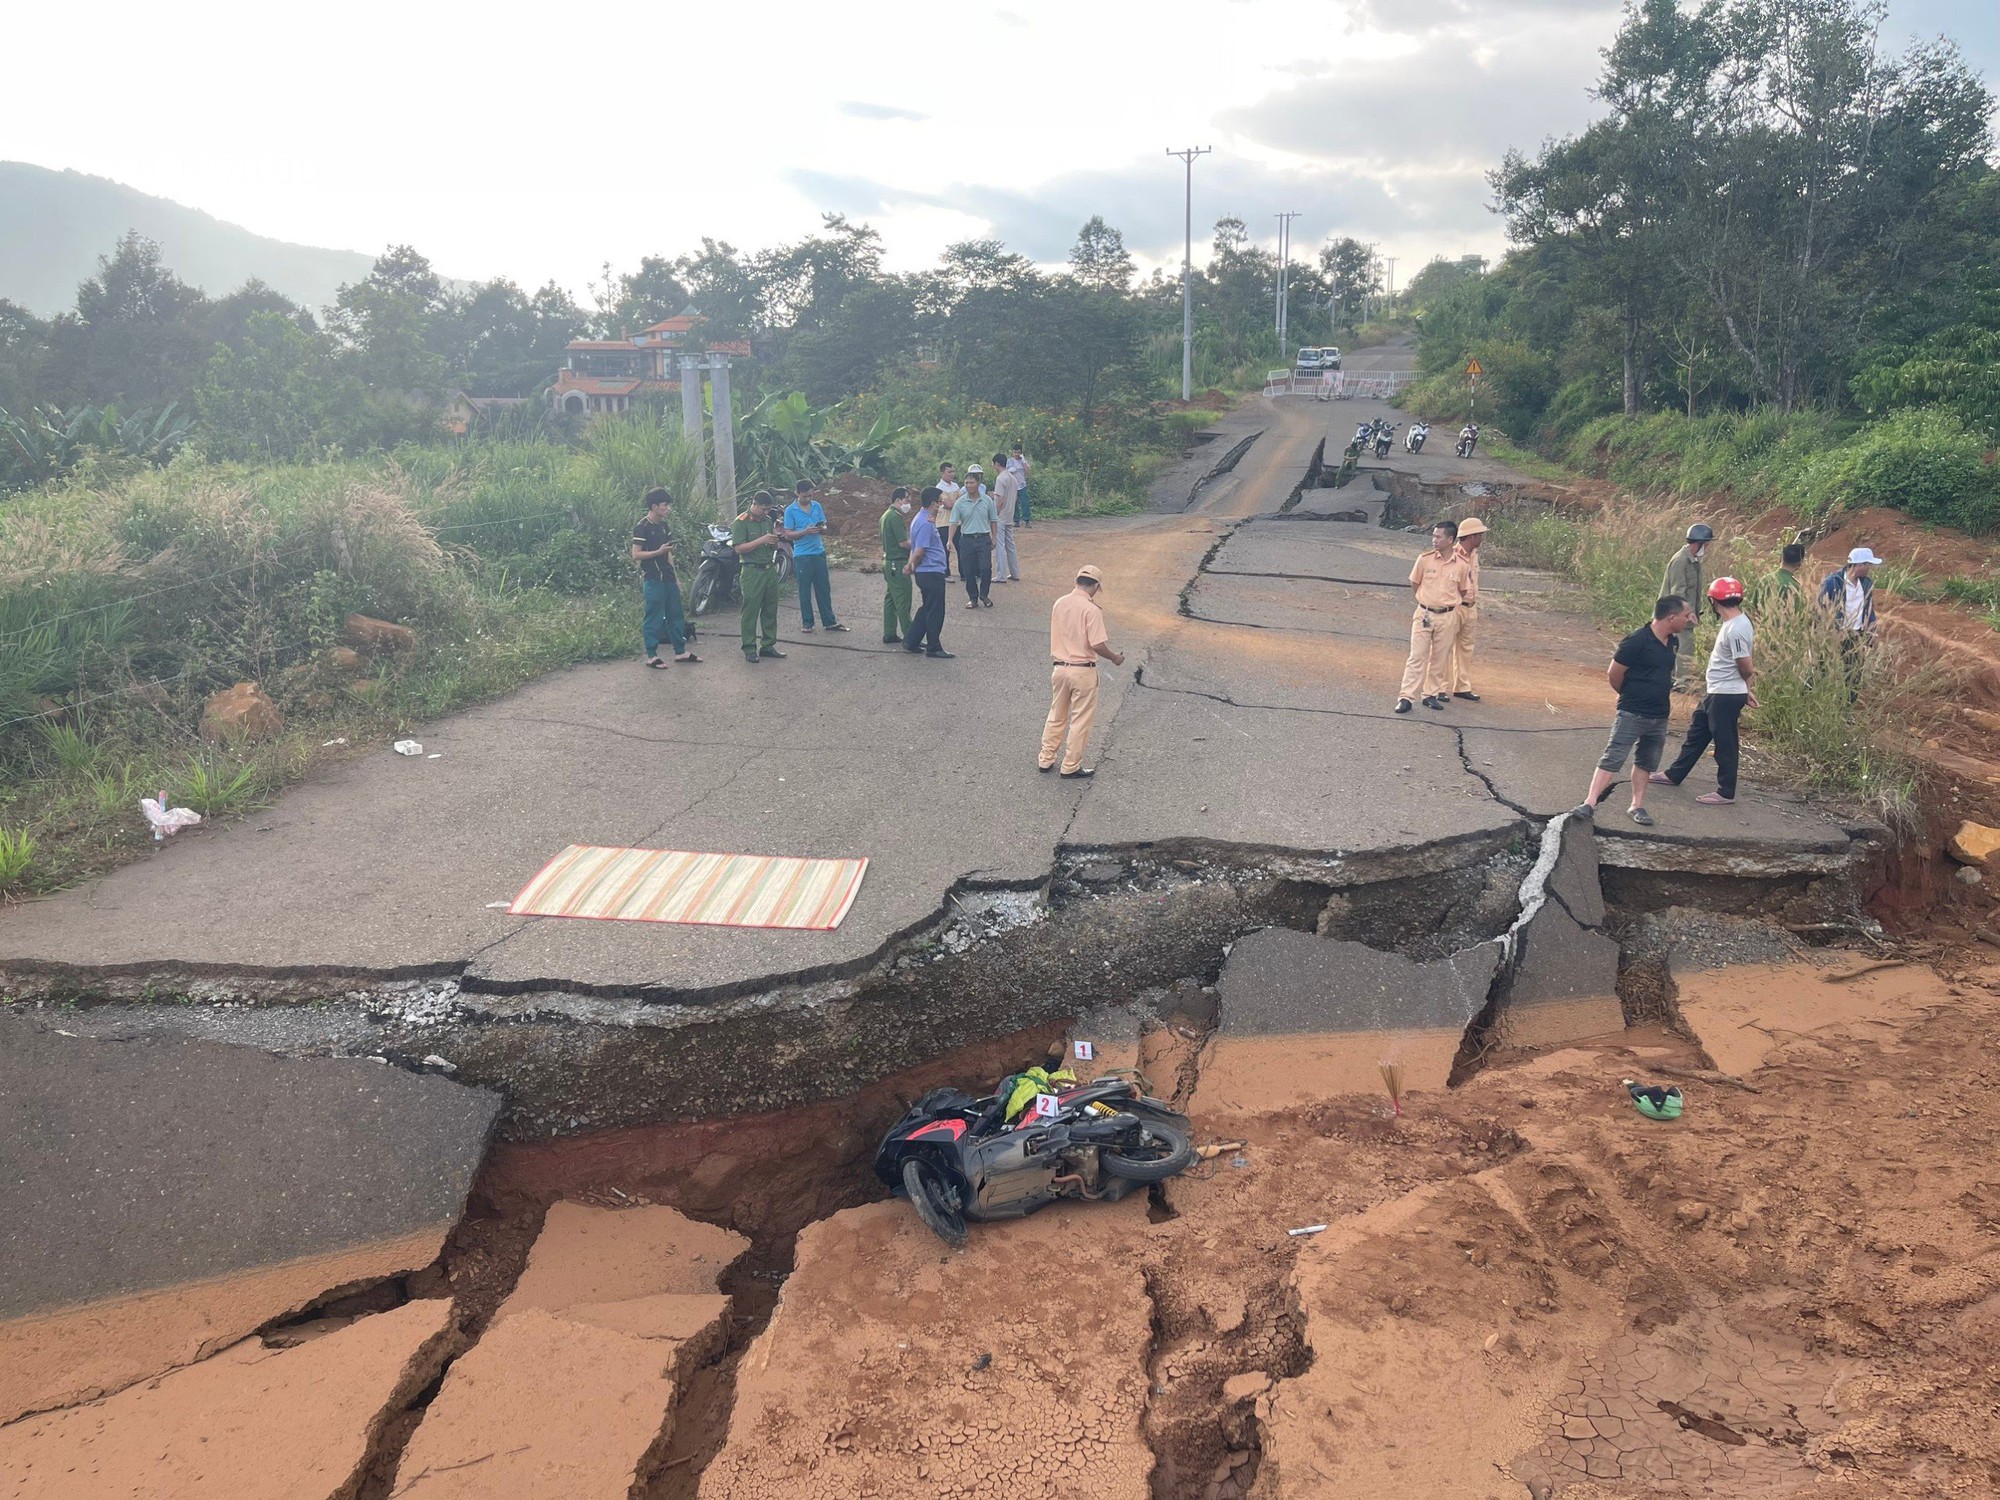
[508, 845, 868, 930]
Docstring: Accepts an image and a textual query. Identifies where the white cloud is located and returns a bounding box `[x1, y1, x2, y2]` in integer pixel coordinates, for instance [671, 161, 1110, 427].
[5, 0, 1982, 300]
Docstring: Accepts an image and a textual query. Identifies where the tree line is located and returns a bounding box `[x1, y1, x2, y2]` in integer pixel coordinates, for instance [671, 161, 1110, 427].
[1416, 0, 1996, 445]
[0, 209, 1394, 488]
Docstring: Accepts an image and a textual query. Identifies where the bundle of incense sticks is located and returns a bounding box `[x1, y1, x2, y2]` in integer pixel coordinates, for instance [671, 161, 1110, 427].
[1379, 1060, 1405, 1118]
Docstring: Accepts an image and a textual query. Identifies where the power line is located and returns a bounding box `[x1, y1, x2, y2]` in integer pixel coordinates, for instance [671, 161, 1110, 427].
[1167, 146, 1212, 402]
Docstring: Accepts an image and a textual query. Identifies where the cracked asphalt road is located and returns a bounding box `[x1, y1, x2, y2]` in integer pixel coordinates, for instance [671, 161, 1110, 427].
[0, 357, 1871, 997]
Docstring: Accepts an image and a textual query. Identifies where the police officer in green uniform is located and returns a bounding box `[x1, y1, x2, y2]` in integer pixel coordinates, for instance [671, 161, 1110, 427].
[880, 486, 914, 644]
[732, 490, 791, 663]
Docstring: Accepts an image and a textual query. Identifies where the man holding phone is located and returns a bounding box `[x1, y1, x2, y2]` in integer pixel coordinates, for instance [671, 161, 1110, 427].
[784, 478, 847, 633]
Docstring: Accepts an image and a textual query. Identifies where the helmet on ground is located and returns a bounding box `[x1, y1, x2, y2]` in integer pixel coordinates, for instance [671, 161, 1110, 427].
[1686, 523, 1714, 543]
[1707, 576, 1745, 603]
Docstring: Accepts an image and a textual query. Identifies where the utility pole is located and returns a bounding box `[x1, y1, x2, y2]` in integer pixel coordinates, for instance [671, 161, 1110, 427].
[679, 354, 708, 503]
[1274, 210, 1301, 349]
[707, 354, 737, 508]
[1167, 146, 1210, 400]
[1384, 256, 1399, 301]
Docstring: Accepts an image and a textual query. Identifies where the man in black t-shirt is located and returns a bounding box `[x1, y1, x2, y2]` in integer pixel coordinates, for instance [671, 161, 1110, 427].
[1578, 594, 1694, 827]
[631, 488, 698, 667]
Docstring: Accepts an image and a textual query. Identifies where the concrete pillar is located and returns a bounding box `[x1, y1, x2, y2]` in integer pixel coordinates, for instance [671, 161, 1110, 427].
[679, 355, 708, 503]
[708, 355, 737, 509]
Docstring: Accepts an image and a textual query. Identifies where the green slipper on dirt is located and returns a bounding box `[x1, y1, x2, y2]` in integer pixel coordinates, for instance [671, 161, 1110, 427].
[1624, 1080, 1683, 1120]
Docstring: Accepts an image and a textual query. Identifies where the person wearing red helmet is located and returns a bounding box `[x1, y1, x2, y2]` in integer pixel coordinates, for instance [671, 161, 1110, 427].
[1652, 576, 1757, 805]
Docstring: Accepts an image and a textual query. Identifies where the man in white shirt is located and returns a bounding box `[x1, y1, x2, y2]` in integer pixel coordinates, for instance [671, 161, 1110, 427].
[935, 461, 963, 579]
[990, 451, 1023, 582]
[1652, 577, 1756, 805]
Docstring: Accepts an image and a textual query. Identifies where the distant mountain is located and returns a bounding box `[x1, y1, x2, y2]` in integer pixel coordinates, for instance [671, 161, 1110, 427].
[0, 162, 380, 318]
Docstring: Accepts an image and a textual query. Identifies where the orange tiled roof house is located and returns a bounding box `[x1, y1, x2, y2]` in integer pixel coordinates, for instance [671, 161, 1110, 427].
[549, 314, 751, 415]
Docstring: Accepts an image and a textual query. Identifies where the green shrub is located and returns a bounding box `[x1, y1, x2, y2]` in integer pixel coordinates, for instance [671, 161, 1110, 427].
[1794, 406, 1998, 532]
[1537, 378, 1619, 448]
[0, 826, 33, 892]
[171, 753, 268, 817]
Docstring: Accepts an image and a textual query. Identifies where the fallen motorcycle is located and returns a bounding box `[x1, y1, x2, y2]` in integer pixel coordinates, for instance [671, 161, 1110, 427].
[875, 1069, 1196, 1247]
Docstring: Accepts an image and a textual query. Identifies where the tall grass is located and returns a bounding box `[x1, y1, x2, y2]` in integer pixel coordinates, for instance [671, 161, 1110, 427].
[1490, 494, 1934, 826]
[0, 415, 696, 892]
[1741, 591, 1940, 828]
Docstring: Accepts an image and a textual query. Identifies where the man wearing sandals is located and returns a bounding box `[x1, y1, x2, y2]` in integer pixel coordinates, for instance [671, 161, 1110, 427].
[631, 488, 698, 668]
[1651, 578, 1755, 806]
[1579, 594, 1693, 827]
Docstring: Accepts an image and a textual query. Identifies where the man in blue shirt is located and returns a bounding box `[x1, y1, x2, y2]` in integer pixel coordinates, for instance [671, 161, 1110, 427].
[783, 479, 848, 633]
[902, 487, 953, 658]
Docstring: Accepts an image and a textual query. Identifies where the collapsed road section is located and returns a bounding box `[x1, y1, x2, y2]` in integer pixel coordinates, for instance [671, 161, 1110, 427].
[0, 798, 1877, 1140]
[0, 802, 1887, 1471]
[0, 418, 1936, 1498]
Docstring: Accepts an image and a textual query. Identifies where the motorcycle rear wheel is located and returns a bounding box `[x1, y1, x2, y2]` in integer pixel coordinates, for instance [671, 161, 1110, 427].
[901, 1157, 969, 1248]
[1101, 1119, 1196, 1182]
[690, 567, 719, 617]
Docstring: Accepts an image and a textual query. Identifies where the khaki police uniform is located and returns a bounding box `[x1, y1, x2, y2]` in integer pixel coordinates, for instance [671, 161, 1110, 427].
[1041, 585, 1110, 774]
[1450, 519, 1486, 694]
[1398, 548, 1472, 702]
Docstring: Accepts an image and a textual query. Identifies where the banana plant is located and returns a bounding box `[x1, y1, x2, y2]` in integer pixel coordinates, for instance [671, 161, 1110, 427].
[0, 402, 192, 492]
[735, 392, 905, 491]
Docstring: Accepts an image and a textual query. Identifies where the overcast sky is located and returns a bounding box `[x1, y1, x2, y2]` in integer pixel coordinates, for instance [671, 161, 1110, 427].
[5, 0, 1992, 299]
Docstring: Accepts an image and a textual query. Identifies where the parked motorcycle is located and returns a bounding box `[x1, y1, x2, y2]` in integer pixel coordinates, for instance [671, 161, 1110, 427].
[1373, 423, 1398, 460]
[690, 523, 792, 616]
[1406, 421, 1430, 454]
[875, 1071, 1196, 1247]
[1456, 423, 1480, 459]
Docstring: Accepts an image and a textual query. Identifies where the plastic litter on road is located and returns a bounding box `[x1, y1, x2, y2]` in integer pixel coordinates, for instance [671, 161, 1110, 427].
[139, 795, 201, 843]
[393, 740, 423, 756]
[1287, 1224, 1329, 1237]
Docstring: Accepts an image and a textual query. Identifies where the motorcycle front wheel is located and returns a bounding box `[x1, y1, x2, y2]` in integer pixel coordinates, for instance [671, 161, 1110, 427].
[901, 1157, 969, 1248]
[1101, 1119, 1196, 1182]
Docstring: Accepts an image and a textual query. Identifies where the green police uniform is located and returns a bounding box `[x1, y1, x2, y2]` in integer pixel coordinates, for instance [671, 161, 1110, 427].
[731, 511, 781, 655]
[880, 505, 913, 640]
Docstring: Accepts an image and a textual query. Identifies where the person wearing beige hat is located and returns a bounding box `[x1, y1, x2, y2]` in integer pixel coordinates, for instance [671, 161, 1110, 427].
[1039, 565, 1124, 778]
[1449, 516, 1488, 702]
